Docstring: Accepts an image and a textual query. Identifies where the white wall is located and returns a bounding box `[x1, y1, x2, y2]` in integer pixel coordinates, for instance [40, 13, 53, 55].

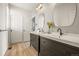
[0, 3, 9, 30]
[0, 31, 8, 56]
[0, 4, 6, 30]
[1, 31, 8, 55]
[0, 4, 8, 56]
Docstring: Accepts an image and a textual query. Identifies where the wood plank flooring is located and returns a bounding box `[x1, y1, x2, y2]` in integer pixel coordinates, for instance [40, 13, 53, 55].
[5, 42, 38, 56]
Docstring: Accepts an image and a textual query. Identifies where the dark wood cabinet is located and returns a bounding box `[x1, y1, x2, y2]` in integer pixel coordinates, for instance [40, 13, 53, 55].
[30, 33, 79, 56]
[39, 37, 79, 56]
[30, 33, 40, 53]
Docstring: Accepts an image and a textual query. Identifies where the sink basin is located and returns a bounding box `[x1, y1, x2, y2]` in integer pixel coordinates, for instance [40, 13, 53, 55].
[40, 32, 60, 39]
[51, 32, 60, 36]
[60, 33, 79, 43]
[40, 32, 79, 44]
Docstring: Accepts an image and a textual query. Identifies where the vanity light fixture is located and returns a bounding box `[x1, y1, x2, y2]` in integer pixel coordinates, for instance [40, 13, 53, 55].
[36, 4, 43, 11]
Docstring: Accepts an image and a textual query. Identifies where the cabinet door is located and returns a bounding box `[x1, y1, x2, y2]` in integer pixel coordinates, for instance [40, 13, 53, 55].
[40, 36, 79, 56]
[61, 43, 79, 56]
[30, 34, 34, 47]
[40, 37, 66, 56]
[30, 33, 39, 51]
[52, 39, 79, 56]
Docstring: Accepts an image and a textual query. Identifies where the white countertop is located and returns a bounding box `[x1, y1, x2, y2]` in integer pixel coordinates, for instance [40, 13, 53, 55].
[30, 31, 79, 48]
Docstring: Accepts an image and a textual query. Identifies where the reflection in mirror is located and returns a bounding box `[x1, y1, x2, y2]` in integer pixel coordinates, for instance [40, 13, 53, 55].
[53, 3, 76, 27]
[35, 13, 45, 32]
[32, 17, 36, 31]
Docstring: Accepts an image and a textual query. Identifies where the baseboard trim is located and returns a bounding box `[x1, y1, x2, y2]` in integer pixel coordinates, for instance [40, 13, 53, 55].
[4, 48, 8, 56]
[9, 41, 30, 45]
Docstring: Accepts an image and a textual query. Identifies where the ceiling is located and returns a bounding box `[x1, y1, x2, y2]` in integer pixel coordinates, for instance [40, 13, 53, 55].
[10, 3, 56, 13]
[10, 3, 38, 11]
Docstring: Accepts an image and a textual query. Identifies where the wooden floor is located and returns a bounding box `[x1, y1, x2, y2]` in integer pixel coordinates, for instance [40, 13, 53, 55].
[5, 42, 38, 56]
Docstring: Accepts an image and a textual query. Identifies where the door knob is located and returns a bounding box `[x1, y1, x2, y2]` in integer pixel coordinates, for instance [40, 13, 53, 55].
[10, 30, 12, 32]
[23, 29, 25, 32]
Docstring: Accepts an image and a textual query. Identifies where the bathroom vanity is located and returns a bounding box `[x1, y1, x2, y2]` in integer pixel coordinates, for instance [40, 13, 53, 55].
[30, 32, 79, 56]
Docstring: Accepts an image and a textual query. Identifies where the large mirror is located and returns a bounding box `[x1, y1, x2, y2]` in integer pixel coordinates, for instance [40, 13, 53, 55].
[53, 3, 76, 27]
[35, 13, 45, 32]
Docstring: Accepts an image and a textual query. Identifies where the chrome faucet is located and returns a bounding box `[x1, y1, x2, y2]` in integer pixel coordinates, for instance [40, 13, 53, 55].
[37, 28, 44, 32]
[37, 28, 41, 32]
[57, 28, 63, 35]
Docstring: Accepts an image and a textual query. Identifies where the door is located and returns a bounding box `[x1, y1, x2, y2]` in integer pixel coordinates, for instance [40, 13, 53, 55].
[10, 9, 23, 43]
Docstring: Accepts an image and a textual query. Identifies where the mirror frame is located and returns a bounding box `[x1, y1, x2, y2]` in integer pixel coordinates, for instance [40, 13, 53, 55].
[53, 3, 77, 27]
[35, 13, 45, 32]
